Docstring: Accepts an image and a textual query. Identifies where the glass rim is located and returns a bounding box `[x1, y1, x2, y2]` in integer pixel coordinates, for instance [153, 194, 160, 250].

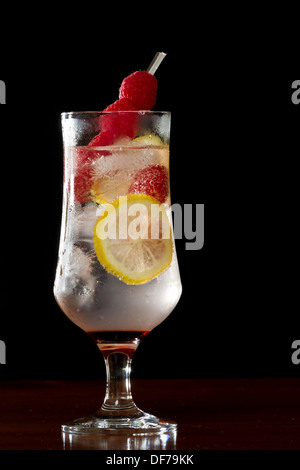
[61, 110, 170, 118]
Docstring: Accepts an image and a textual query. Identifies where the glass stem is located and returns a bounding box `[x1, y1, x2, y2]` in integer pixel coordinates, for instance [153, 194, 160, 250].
[96, 345, 143, 418]
[103, 351, 135, 410]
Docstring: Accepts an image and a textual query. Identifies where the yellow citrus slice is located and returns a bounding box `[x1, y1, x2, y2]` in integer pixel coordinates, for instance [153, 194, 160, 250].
[94, 194, 173, 285]
[133, 133, 164, 146]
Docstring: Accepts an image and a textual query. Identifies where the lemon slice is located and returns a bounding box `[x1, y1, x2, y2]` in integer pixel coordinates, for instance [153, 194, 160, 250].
[94, 194, 173, 285]
[133, 133, 164, 146]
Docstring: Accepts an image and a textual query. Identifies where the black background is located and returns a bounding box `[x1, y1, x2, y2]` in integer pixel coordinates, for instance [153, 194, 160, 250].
[0, 13, 298, 382]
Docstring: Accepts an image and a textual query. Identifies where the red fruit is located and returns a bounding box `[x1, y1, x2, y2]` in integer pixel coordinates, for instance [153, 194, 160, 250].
[104, 97, 138, 113]
[74, 147, 95, 167]
[100, 98, 139, 141]
[128, 165, 169, 204]
[119, 71, 158, 110]
[73, 148, 95, 203]
[88, 130, 114, 158]
[88, 130, 114, 147]
[74, 165, 93, 203]
[74, 131, 114, 204]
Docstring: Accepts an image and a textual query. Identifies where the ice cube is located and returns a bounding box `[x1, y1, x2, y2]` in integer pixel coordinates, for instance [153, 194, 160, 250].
[76, 203, 101, 236]
[61, 243, 97, 303]
[68, 203, 102, 241]
[92, 169, 134, 204]
[64, 245, 92, 280]
[92, 147, 160, 177]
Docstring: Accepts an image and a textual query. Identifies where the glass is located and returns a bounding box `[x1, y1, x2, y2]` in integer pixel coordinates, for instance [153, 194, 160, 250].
[54, 111, 182, 435]
[62, 429, 177, 450]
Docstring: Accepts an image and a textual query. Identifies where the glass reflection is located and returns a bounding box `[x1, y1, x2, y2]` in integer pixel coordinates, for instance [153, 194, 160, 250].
[62, 429, 177, 450]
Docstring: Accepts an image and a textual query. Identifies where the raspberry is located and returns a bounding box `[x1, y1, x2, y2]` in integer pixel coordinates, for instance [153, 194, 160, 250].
[104, 97, 138, 113]
[73, 148, 96, 203]
[88, 130, 114, 147]
[128, 165, 169, 204]
[74, 165, 94, 203]
[100, 98, 139, 140]
[119, 71, 158, 110]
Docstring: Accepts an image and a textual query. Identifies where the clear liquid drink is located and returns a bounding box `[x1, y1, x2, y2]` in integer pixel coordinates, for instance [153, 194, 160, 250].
[54, 112, 182, 338]
[54, 110, 182, 434]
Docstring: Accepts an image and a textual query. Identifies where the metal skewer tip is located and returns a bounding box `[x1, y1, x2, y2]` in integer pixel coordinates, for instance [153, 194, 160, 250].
[147, 52, 167, 75]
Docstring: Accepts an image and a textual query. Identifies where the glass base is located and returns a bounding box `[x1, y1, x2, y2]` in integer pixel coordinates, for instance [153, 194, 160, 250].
[61, 410, 177, 436]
